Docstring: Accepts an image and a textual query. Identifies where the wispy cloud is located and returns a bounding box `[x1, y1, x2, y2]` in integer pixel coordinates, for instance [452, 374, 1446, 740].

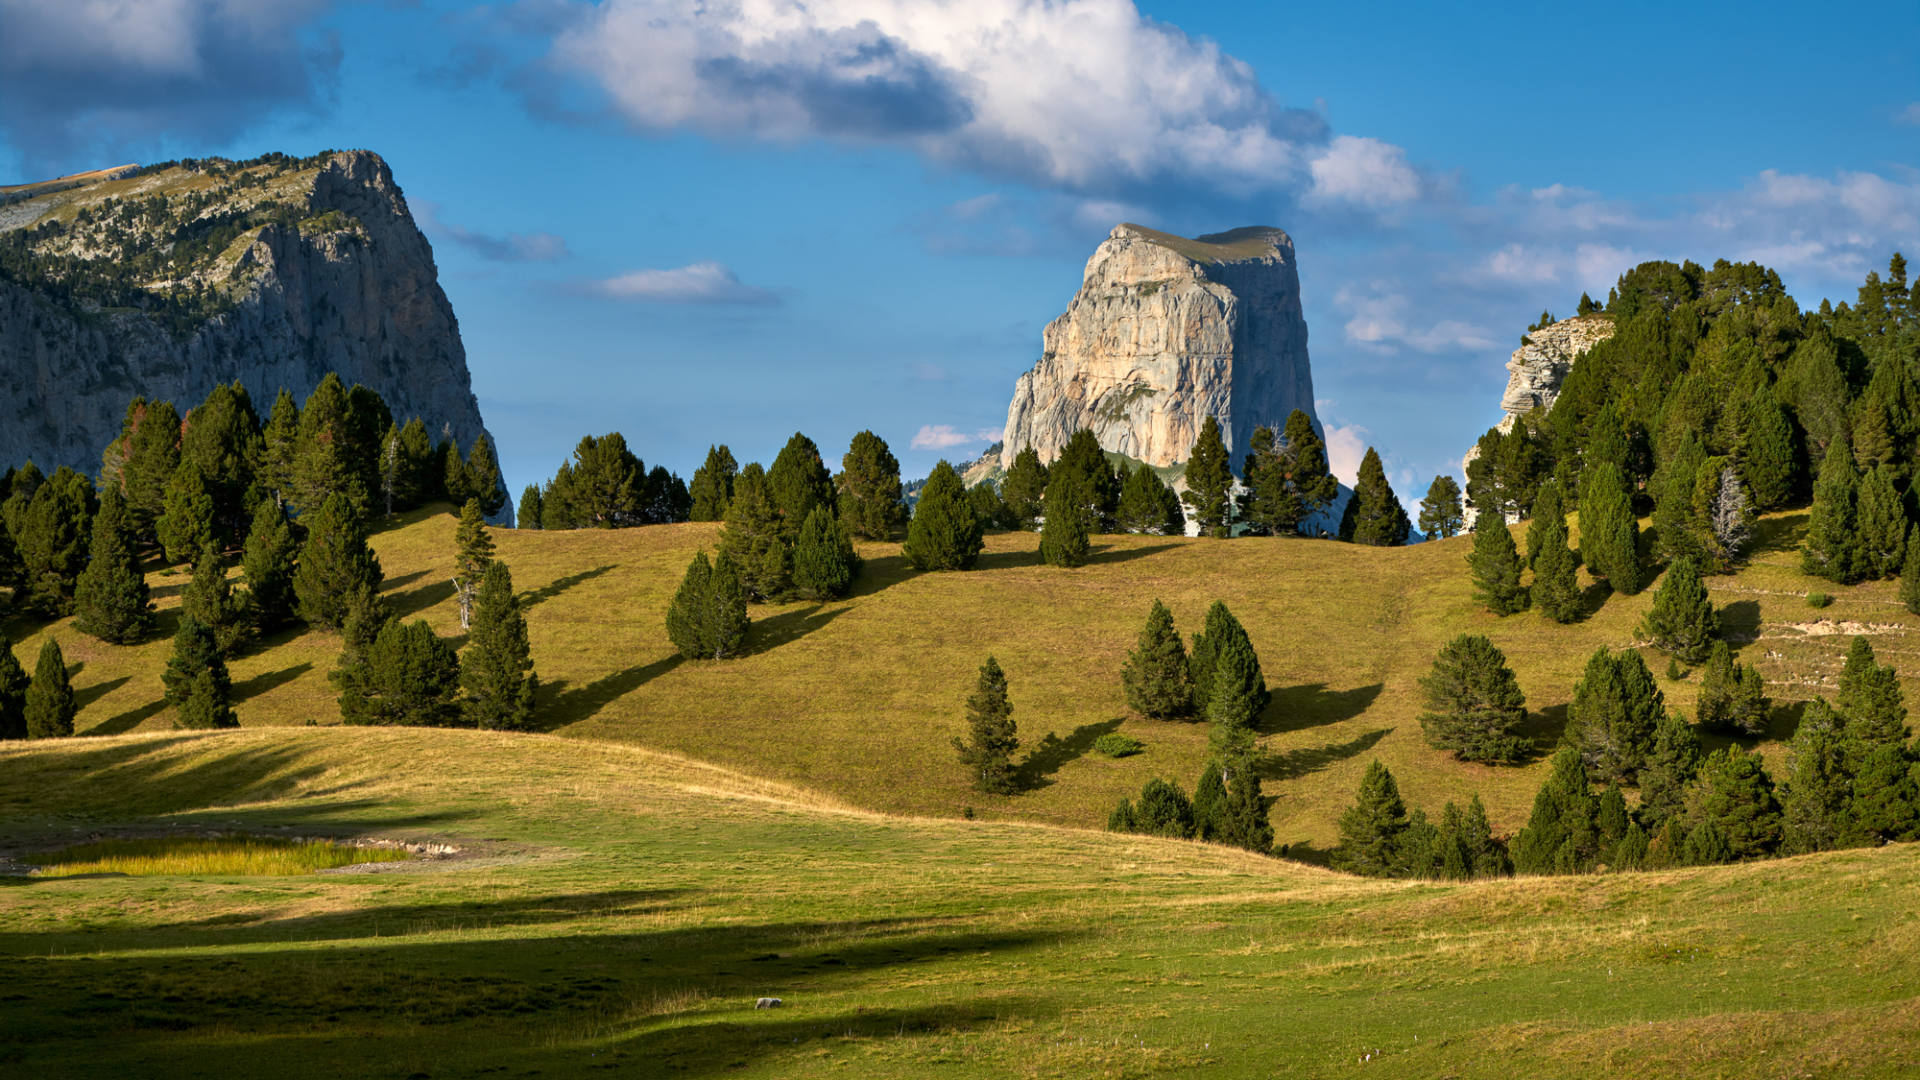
[587, 262, 779, 305]
[1323, 423, 1369, 486]
[911, 424, 1001, 450]
[417, 201, 569, 263]
[1897, 103, 1920, 126]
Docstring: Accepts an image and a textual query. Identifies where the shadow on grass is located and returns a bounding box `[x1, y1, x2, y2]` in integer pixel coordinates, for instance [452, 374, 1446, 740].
[73, 674, 130, 713]
[745, 604, 847, 656]
[1752, 512, 1809, 555]
[1259, 727, 1391, 782]
[1276, 838, 1335, 867]
[233, 662, 314, 704]
[1576, 580, 1613, 620]
[1516, 704, 1570, 761]
[87, 698, 168, 736]
[539, 654, 683, 730]
[1720, 599, 1762, 644]
[1260, 682, 1383, 734]
[388, 578, 456, 619]
[1013, 717, 1123, 791]
[377, 568, 431, 593]
[520, 564, 615, 608]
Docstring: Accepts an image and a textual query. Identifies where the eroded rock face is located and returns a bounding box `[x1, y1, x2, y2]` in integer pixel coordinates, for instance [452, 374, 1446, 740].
[0, 151, 496, 487]
[1490, 315, 1615, 433]
[998, 223, 1316, 472]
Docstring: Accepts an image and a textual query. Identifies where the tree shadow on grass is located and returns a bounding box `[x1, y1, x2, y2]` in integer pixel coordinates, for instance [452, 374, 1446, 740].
[519, 564, 614, 608]
[1013, 717, 1122, 792]
[745, 604, 847, 656]
[232, 663, 313, 704]
[1257, 727, 1391, 782]
[848, 553, 913, 598]
[1275, 838, 1336, 868]
[1752, 512, 1809, 555]
[1260, 683, 1383, 734]
[1515, 703, 1570, 762]
[377, 569, 430, 593]
[73, 674, 130, 713]
[975, 546, 1044, 571]
[1576, 581, 1614, 620]
[1720, 599, 1762, 644]
[86, 698, 168, 736]
[387, 578, 455, 619]
[538, 654, 683, 730]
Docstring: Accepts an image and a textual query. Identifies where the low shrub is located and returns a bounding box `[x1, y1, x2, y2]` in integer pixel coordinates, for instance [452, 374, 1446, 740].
[1093, 732, 1145, 758]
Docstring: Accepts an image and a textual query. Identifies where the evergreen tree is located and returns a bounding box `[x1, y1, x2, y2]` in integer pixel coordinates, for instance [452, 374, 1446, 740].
[1848, 743, 1920, 843]
[1740, 385, 1799, 511]
[1243, 410, 1339, 534]
[1000, 447, 1049, 531]
[1188, 601, 1266, 722]
[517, 484, 543, 530]
[1116, 463, 1184, 535]
[1039, 469, 1093, 567]
[1122, 779, 1196, 838]
[718, 463, 792, 599]
[1182, 416, 1234, 537]
[1122, 600, 1193, 720]
[179, 381, 263, 543]
[1780, 719, 1853, 854]
[465, 435, 505, 517]
[1528, 482, 1583, 623]
[260, 388, 300, 507]
[1694, 640, 1771, 736]
[121, 398, 182, 544]
[162, 616, 236, 730]
[181, 545, 246, 655]
[1639, 557, 1718, 663]
[688, 445, 738, 522]
[73, 488, 153, 644]
[1802, 436, 1863, 582]
[1191, 762, 1226, 840]
[1688, 459, 1753, 573]
[902, 461, 984, 571]
[1567, 647, 1665, 783]
[1836, 636, 1908, 747]
[1650, 431, 1705, 566]
[1417, 475, 1465, 539]
[462, 562, 537, 730]
[768, 432, 836, 533]
[156, 460, 216, 565]
[1579, 463, 1641, 594]
[1696, 745, 1783, 859]
[1417, 634, 1528, 764]
[953, 656, 1019, 795]
[441, 438, 472, 508]
[452, 499, 496, 630]
[1052, 429, 1121, 530]
[836, 431, 906, 540]
[19, 468, 92, 618]
[967, 482, 1013, 532]
[1462, 795, 1511, 878]
[1205, 629, 1267, 738]
[1613, 821, 1650, 870]
[240, 499, 298, 633]
[1901, 527, 1920, 615]
[1467, 518, 1528, 615]
[564, 433, 642, 526]
[337, 617, 463, 727]
[24, 639, 75, 738]
[1680, 819, 1734, 866]
[1333, 760, 1408, 877]
[1339, 447, 1410, 546]
[1855, 465, 1909, 579]
[292, 374, 368, 516]
[1596, 783, 1630, 853]
[1638, 712, 1704, 829]
[396, 418, 436, 510]
[1431, 802, 1472, 880]
[293, 493, 384, 631]
[379, 424, 405, 516]
[1510, 747, 1600, 874]
[665, 550, 750, 660]
[0, 634, 28, 739]
[0, 513, 18, 599]
[1214, 758, 1273, 854]
[792, 505, 857, 600]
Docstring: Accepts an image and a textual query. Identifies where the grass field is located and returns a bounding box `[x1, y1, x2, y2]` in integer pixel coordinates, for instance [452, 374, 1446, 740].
[3, 727, 1919, 1078]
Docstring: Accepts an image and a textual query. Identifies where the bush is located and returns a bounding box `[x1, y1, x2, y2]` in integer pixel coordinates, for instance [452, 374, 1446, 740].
[1807, 592, 1833, 608]
[1093, 732, 1144, 758]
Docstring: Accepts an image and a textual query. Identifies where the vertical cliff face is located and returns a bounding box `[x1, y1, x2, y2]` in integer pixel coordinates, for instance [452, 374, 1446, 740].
[1459, 313, 1615, 526]
[997, 223, 1317, 472]
[0, 150, 495, 482]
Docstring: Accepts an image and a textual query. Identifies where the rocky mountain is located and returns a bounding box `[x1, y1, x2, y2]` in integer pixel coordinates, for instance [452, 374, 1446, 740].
[997, 223, 1317, 473]
[1459, 312, 1615, 525]
[0, 149, 496, 486]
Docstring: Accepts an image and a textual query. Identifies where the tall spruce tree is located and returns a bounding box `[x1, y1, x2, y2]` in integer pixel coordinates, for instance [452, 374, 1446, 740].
[1339, 447, 1410, 545]
[1418, 475, 1465, 539]
[1510, 746, 1600, 874]
[953, 656, 1019, 795]
[1639, 557, 1719, 663]
[1417, 635, 1528, 764]
[688, 445, 738, 522]
[1039, 468, 1093, 567]
[0, 634, 28, 739]
[1052, 430, 1120, 530]
[792, 505, 857, 600]
[337, 618, 463, 727]
[665, 551, 750, 660]
[718, 463, 792, 598]
[24, 639, 75, 738]
[1856, 464, 1909, 579]
[1579, 462, 1641, 594]
[1000, 447, 1049, 531]
[517, 484, 543, 530]
[1638, 712, 1704, 829]
[836, 431, 906, 540]
[902, 461, 984, 571]
[240, 499, 298, 633]
[1116, 463, 1184, 535]
[1696, 745, 1783, 860]
[73, 488, 153, 645]
[162, 616, 237, 730]
[1206, 628, 1267, 737]
[121, 398, 182, 544]
[179, 381, 263, 543]
[1740, 385, 1799, 510]
[1650, 431, 1706, 566]
[1122, 600, 1193, 720]
[1280, 410, 1339, 530]
[1836, 636, 1908, 747]
[1467, 518, 1528, 615]
[156, 460, 216, 565]
[181, 545, 246, 655]
[293, 493, 384, 631]
[1182, 416, 1234, 537]
[260, 388, 300, 507]
[1567, 647, 1665, 783]
[1188, 601, 1266, 722]
[465, 435, 505, 517]
[452, 499, 495, 630]
[1780, 719, 1853, 854]
[1695, 640, 1771, 736]
[1802, 436, 1863, 583]
[768, 432, 837, 534]
[19, 468, 93, 618]
[292, 374, 368, 517]
[1333, 760, 1409, 877]
[462, 562, 537, 730]
[1529, 486, 1583, 623]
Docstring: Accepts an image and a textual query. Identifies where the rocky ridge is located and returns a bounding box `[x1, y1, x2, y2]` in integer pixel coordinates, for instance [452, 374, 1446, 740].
[1460, 313, 1615, 525]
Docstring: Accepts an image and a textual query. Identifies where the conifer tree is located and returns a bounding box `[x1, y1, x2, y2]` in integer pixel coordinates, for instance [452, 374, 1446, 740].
[517, 484, 543, 530]
[397, 419, 436, 510]
[1206, 629, 1267, 737]
[19, 468, 92, 618]
[1511, 746, 1600, 874]
[1463, 794, 1511, 878]
[240, 499, 298, 632]
[1780, 719, 1853, 854]
[768, 432, 836, 533]
[1467, 517, 1528, 615]
[1116, 463, 1184, 535]
[688, 445, 738, 522]
[73, 488, 153, 645]
[260, 388, 300, 507]
[0, 634, 28, 739]
[1238, 424, 1294, 535]
[717, 462, 792, 598]
[1694, 640, 1770, 736]
[379, 424, 405, 516]
[966, 482, 1012, 531]
[836, 431, 906, 540]
[1650, 431, 1705, 566]
[441, 438, 472, 508]
[792, 505, 857, 600]
[1417, 634, 1528, 763]
[1188, 601, 1266, 721]
[1039, 469, 1093, 567]
[902, 461, 983, 571]
[24, 639, 74, 738]
[1191, 762, 1226, 840]
[1118, 778, 1195, 838]
[1182, 416, 1234, 537]
[338, 618, 463, 726]
[1340, 447, 1410, 546]
[1333, 760, 1408, 876]
[1000, 446, 1049, 531]
[1856, 465, 1909, 579]
[1579, 462, 1641, 594]
[179, 381, 263, 542]
[953, 656, 1018, 794]
[1639, 557, 1718, 663]
[452, 499, 495, 630]
[563, 433, 641, 526]
[666, 550, 749, 660]
[121, 398, 182, 543]
[1596, 783, 1630, 852]
[1529, 483, 1583, 623]
[1638, 712, 1704, 829]
[0, 513, 18, 599]
[156, 460, 217, 565]
[1697, 745, 1783, 859]
[1740, 385, 1799, 510]
[1567, 647, 1665, 783]
[1431, 802, 1472, 880]
[293, 374, 368, 517]
[465, 435, 505, 517]
[1122, 600, 1193, 720]
[1690, 459, 1754, 573]
[1836, 636, 1908, 747]
[1418, 475, 1465, 539]
[162, 616, 237, 730]
[293, 493, 384, 631]
[1848, 743, 1920, 843]
[1901, 527, 1920, 614]
[462, 562, 537, 730]
[1214, 758, 1273, 854]
[182, 545, 246, 655]
[1052, 429, 1121, 530]
[1680, 820, 1733, 865]
[1801, 436, 1863, 583]
[1279, 409, 1340, 530]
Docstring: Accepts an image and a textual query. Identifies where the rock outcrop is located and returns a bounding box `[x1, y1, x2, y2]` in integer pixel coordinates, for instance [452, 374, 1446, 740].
[997, 223, 1316, 472]
[0, 150, 496, 488]
[1484, 314, 1615, 435]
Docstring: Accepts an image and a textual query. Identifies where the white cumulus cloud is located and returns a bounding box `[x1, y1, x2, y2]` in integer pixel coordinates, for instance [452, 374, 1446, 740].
[588, 262, 779, 305]
[1305, 135, 1423, 210]
[911, 424, 1001, 450]
[1323, 423, 1369, 487]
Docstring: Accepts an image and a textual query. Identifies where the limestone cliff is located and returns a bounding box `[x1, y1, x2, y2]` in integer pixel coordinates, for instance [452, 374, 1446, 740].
[998, 223, 1316, 472]
[0, 150, 496, 489]
[1460, 313, 1615, 524]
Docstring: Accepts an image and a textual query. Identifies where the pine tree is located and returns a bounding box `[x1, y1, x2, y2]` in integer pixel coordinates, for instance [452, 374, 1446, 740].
[953, 656, 1018, 794]
[1639, 557, 1718, 663]
[156, 460, 216, 565]
[1333, 760, 1408, 877]
[1690, 459, 1755, 573]
[666, 551, 750, 660]
[836, 431, 906, 540]
[1638, 712, 1704, 829]
[465, 435, 505, 517]
[0, 513, 18, 599]
[441, 438, 472, 509]
[1206, 629, 1267, 736]
[719, 463, 793, 598]
[640, 464, 692, 525]
[1901, 527, 1920, 615]
[1052, 429, 1120, 530]
[396, 418, 436, 510]
[1339, 447, 1410, 545]
[1579, 462, 1641, 594]
[24, 639, 75, 738]
[1463, 794, 1511, 877]
[1280, 410, 1339, 530]
[563, 433, 641, 526]
[966, 482, 1012, 531]
[379, 424, 405, 516]
[260, 388, 300, 507]
[1188, 601, 1266, 722]
[1567, 647, 1665, 783]
[902, 461, 983, 571]
[1836, 636, 1909, 747]
[517, 484, 543, 530]
[1596, 783, 1630, 852]
[462, 562, 537, 730]
[240, 499, 298, 633]
[453, 499, 495, 630]
[338, 618, 463, 726]
[1467, 518, 1528, 615]
[121, 398, 182, 544]
[1697, 745, 1783, 859]
[1120, 778, 1195, 838]
[1191, 762, 1226, 840]
[1122, 600, 1193, 720]
[1780, 719, 1853, 854]
[181, 545, 246, 655]
[1740, 385, 1799, 510]
[179, 381, 263, 544]
[1417, 634, 1528, 763]
[293, 493, 384, 631]
[1510, 747, 1600, 874]
[292, 374, 368, 517]
[1848, 743, 1920, 843]
[19, 469, 92, 618]
[1680, 820, 1733, 866]
[1214, 759, 1273, 854]
[1856, 465, 1909, 579]
[1802, 436, 1863, 583]
[1529, 483, 1583, 623]
[1651, 431, 1705, 566]
[1000, 446, 1049, 531]
[0, 634, 29, 739]
[688, 445, 738, 522]
[768, 432, 836, 534]
[1182, 416, 1234, 537]
[1418, 475, 1465, 539]
[792, 505, 857, 600]
[73, 488, 153, 644]
[1039, 468, 1093, 567]
[1238, 424, 1294, 535]
[162, 616, 237, 730]
[1116, 463, 1183, 535]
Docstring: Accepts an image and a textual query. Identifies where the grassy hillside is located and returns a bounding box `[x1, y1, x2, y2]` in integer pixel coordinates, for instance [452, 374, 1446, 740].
[2, 504, 1910, 854]
[3, 727, 1918, 1078]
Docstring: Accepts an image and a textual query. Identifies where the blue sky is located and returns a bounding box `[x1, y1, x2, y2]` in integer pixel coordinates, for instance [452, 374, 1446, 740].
[2, 1, 1916, 509]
